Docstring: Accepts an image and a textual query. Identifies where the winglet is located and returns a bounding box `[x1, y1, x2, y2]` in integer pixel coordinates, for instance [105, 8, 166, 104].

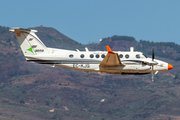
[106, 45, 115, 54]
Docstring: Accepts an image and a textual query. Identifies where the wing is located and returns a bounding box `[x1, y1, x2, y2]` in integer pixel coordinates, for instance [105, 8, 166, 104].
[99, 45, 124, 67]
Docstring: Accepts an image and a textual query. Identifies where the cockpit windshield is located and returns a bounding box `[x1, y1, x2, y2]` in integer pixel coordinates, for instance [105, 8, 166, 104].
[142, 54, 148, 58]
[136, 54, 147, 59]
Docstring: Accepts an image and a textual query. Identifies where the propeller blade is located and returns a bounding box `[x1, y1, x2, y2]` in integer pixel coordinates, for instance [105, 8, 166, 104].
[152, 48, 154, 61]
[152, 66, 154, 82]
[150, 48, 155, 82]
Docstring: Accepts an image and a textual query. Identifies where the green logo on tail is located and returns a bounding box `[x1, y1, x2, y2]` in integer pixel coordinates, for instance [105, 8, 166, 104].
[27, 47, 34, 54]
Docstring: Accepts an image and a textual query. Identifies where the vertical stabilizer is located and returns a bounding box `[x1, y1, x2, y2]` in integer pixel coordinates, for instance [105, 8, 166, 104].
[10, 28, 48, 56]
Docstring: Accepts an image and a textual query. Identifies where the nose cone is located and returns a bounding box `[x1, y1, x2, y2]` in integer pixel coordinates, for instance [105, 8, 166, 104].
[168, 63, 173, 70]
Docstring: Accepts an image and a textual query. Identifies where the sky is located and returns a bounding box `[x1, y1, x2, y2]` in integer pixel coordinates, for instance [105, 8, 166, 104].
[1, 0, 180, 45]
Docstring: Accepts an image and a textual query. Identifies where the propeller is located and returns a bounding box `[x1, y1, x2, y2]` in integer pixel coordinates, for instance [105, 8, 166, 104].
[151, 48, 154, 82]
[152, 48, 154, 61]
[142, 48, 157, 82]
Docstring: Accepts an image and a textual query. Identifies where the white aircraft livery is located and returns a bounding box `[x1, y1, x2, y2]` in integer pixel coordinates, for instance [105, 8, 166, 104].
[10, 28, 173, 82]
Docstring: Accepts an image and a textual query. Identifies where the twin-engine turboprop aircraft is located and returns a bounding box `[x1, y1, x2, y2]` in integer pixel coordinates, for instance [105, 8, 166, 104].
[9, 28, 173, 82]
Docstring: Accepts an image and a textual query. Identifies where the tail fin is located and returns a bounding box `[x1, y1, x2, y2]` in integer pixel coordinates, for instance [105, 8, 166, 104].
[9, 28, 48, 56]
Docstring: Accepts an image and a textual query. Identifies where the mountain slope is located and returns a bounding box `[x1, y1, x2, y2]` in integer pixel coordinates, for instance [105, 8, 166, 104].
[0, 26, 180, 120]
[87, 35, 180, 61]
[32, 26, 85, 50]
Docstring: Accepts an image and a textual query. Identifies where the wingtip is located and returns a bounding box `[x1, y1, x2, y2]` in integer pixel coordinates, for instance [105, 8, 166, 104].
[106, 45, 115, 54]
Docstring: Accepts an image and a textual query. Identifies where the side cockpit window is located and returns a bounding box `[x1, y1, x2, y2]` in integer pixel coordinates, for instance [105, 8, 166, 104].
[136, 54, 140, 58]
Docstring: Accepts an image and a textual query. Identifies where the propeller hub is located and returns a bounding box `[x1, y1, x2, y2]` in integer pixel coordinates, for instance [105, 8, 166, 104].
[168, 63, 173, 70]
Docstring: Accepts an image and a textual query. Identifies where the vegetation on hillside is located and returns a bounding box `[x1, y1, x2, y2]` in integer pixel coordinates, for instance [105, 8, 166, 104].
[102, 35, 137, 42]
[0, 26, 9, 33]
[0, 25, 179, 120]
[137, 40, 180, 61]
[95, 35, 180, 61]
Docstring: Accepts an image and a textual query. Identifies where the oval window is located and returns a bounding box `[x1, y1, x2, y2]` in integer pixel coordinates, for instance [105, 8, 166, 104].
[80, 54, 84, 58]
[101, 54, 105, 58]
[90, 54, 94, 58]
[125, 54, 129, 59]
[69, 54, 74, 58]
[119, 54, 123, 58]
[96, 54, 100, 58]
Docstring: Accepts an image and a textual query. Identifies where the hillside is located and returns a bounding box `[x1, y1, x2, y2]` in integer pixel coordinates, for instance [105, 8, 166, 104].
[87, 35, 180, 61]
[31, 26, 85, 50]
[0, 25, 180, 120]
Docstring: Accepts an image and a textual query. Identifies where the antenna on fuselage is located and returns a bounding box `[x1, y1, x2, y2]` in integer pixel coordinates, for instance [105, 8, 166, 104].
[76, 49, 80, 52]
[130, 47, 134, 52]
[85, 47, 89, 52]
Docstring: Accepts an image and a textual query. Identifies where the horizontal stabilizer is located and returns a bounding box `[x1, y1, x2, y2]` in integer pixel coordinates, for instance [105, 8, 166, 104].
[9, 28, 37, 33]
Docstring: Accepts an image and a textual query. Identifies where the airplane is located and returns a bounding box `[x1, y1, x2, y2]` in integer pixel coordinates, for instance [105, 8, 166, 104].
[9, 28, 173, 82]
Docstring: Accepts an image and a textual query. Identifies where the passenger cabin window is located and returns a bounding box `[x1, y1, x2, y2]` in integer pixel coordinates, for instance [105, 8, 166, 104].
[96, 54, 99, 58]
[69, 54, 74, 58]
[119, 54, 123, 58]
[80, 54, 84, 58]
[90, 54, 94, 58]
[101, 54, 105, 58]
[125, 54, 129, 59]
[136, 54, 140, 58]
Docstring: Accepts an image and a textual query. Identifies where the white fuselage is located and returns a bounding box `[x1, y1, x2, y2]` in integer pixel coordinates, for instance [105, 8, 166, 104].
[26, 47, 169, 75]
